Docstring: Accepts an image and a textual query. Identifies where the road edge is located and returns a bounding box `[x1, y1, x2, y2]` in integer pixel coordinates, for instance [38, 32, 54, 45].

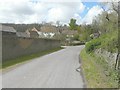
[79, 54, 87, 88]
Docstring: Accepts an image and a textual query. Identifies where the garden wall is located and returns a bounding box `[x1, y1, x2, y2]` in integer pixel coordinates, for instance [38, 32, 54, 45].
[2, 36, 60, 61]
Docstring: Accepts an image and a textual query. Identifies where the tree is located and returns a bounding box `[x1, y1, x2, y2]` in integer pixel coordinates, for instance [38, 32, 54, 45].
[56, 21, 62, 34]
[76, 25, 81, 33]
[91, 1, 119, 70]
[78, 25, 92, 42]
[91, 4, 118, 34]
[56, 21, 60, 27]
[92, 18, 100, 33]
[69, 18, 77, 30]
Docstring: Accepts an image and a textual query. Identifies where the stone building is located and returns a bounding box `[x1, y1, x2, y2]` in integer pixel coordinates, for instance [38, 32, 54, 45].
[29, 27, 40, 38]
[0, 24, 16, 37]
[40, 24, 59, 38]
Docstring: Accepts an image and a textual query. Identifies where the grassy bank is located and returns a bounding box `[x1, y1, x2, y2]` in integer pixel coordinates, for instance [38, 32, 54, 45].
[2, 47, 63, 69]
[80, 49, 118, 88]
[85, 31, 118, 54]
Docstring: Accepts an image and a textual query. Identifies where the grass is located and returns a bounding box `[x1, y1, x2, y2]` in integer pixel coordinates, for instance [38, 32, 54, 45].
[85, 31, 118, 54]
[98, 31, 118, 53]
[80, 49, 118, 88]
[2, 47, 63, 69]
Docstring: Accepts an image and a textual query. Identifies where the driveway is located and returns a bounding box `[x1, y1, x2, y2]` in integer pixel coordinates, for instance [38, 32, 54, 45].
[2, 45, 85, 88]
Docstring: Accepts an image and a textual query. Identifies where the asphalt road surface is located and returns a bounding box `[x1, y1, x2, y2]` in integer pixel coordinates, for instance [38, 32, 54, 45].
[2, 45, 85, 88]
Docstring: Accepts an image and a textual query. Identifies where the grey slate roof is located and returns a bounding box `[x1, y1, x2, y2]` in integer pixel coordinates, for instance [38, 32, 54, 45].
[0, 24, 16, 33]
[16, 32, 30, 37]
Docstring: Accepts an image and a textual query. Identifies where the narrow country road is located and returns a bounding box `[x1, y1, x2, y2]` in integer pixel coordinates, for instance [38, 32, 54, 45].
[2, 45, 85, 88]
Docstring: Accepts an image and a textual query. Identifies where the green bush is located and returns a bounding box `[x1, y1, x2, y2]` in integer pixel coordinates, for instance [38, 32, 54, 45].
[73, 34, 79, 41]
[98, 31, 118, 53]
[85, 39, 101, 53]
[85, 30, 118, 53]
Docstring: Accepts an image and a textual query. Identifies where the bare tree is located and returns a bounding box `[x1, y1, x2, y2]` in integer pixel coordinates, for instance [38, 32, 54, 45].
[56, 21, 62, 34]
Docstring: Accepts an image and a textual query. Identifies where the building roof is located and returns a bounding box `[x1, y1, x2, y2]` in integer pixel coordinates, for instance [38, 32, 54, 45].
[28, 27, 40, 33]
[31, 27, 38, 32]
[16, 32, 30, 37]
[40, 26, 58, 33]
[29, 27, 40, 36]
[62, 30, 78, 35]
[0, 24, 16, 33]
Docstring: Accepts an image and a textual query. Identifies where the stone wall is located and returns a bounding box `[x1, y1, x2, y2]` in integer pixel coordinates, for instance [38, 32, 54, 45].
[95, 48, 117, 67]
[0, 32, 2, 68]
[2, 36, 60, 61]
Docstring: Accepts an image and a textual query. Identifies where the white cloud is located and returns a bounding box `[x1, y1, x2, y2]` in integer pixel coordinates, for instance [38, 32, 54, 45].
[36, 0, 82, 2]
[81, 0, 119, 2]
[1, 0, 107, 25]
[47, 2, 84, 24]
[73, 13, 82, 24]
[0, 0, 85, 24]
[81, 5, 103, 24]
[47, 8, 64, 22]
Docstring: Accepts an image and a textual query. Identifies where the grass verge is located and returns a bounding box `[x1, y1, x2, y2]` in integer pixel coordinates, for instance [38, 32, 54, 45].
[2, 47, 63, 69]
[80, 48, 118, 88]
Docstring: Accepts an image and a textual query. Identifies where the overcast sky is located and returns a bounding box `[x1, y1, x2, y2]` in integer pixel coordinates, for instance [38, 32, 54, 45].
[0, 0, 116, 25]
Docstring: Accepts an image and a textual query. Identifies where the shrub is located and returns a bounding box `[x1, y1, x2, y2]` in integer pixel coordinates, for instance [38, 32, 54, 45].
[73, 34, 79, 41]
[85, 39, 101, 53]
